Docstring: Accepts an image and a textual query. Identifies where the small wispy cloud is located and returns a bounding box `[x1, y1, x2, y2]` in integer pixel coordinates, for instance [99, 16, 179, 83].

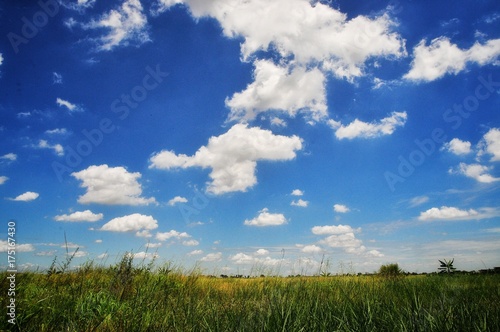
[56, 98, 83, 112]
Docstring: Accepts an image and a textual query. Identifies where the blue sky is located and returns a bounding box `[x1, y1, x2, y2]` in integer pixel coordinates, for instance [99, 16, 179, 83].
[0, 0, 499, 275]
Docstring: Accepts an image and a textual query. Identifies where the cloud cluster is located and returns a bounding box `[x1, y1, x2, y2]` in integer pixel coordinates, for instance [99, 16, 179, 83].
[418, 206, 500, 221]
[72, 165, 157, 205]
[442, 138, 472, 155]
[311, 224, 383, 257]
[150, 124, 302, 194]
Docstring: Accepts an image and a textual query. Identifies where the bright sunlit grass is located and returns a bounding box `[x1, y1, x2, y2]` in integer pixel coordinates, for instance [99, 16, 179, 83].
[1, 256, 499, 331]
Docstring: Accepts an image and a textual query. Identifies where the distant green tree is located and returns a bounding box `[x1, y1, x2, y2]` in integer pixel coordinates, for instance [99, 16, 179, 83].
[378, 263, 402, 277]
[438, 259, 456, 274]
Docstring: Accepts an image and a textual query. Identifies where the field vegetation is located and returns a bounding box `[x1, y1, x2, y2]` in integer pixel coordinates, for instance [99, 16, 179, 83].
[1, 255, 499, 331]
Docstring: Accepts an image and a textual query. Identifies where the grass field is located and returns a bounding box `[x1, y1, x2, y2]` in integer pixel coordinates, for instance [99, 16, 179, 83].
[1, 257, 500, 331]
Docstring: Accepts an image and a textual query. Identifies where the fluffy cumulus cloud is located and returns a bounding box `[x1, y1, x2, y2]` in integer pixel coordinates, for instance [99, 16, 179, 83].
[157, 0, 405, 125]
[200, 252, 222, 262]
[291, 199, 309, 207]
[0, 240, 35, 253]
[101, 213, 158, 237]
[156, 230, 191, 241]
[79, 0, 149, 51]
[230, 252, 282, 266]
[405, 37, 500, 82]
[244, 208, 288, 227]
[481, 128, 500, 161]
[333, 204, 350, 213]
[149, 124, 302, 194]
[158, 0, 405, 71]
[442, 138, 472, 155]
[11, 191, 39, 202]
[329, 112, 407, 139]
[452, 163, 500, 183]
[167, 196, 188, 206]
[418, 206, 480, 221]
[54, 210, 103, 222]
[226, 60, 327, 122]
[291, 189, 304, 196]
[72, 165, 157, 205]
[311, 224, 380, 257]
[301, 244, 323, 254]
[35, 140, 64, 156]
[0, 153, 17, 161]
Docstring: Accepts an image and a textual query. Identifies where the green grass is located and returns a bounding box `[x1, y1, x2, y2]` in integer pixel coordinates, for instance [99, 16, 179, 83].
[1, 260, 500, 331]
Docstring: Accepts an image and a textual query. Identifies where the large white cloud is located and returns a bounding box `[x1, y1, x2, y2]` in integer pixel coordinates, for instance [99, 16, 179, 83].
[54, 210, 103, 222]
[149, 124, 302, 194]
[405, 37, 500, 82]
[226, 60, 327, 122]
[159, 0, 405, 70]
[244, 208, 287, 227]
[155, 230, 191, 241]
[101, 213, 158, 237]
[72, 0, 149, 51]
[311, 224, 380, 257]
[329, 111, 407, 139]
[72, 165, 157, 205]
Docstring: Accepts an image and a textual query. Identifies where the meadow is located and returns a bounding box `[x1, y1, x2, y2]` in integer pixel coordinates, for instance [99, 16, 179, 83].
[1, 257, 500, 331]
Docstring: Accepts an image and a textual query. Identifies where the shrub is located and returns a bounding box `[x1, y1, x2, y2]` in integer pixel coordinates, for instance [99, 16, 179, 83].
[378, 263, 402, 277]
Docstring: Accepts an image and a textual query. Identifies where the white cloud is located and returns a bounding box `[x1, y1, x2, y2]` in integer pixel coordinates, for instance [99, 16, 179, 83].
[408, 195, 429, 208]
[366, 249, 384, 258]
[182, 239, 199, 246]
[226, 60, 327, 123]
[452, 163, 500, 183]
[150, 124, 302, 194]
[481, 128, 500, 161]
[230, 253, 255, 264]
[0, 53, 3, 66]
[101, 214, 158, 237]
[255, 248, 269, 256]
[155, 230, 191, 241]
[0, 240, 35, 252]
[291, 189, 304, 196]
[35, 140, 64, 156]
[11, 191, 39, 202]
[54, 210, 103, 222]
[53, 72, 63, 84]
[168, 196, 188, 206]
[418, 206, 479, 221]
[404, 37, 500, 81]
[1, 153, 17, 161]
[188, 249, 203, 256]
[145, 242, 162, 248]
[418, 206, 499, 221]
[56, 98, 81, 112]
[442, 138, 472, 155]
[329, 112, 407, 139]
[127, 251, 159, 259]
[320, 232, 363, 250]
[301, 244, 323, 254]
[333, 204, 350, 213]
[200, 252, 222, 262]
[312, 224, 357, 235]
[97, 253, 108, 259]
[45, 128, 68, 135]
[0, 176, 8, 185]
[62, 0, 96, 11]
[244, 208, 288, 227]
[82, 0, 150, 51]
[159, 0, 405, 76]
[230, 252, 283, 266]
[72, 165, 157, 205]
[95, 239, 103, 243]
[291, 199, 308, 207]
